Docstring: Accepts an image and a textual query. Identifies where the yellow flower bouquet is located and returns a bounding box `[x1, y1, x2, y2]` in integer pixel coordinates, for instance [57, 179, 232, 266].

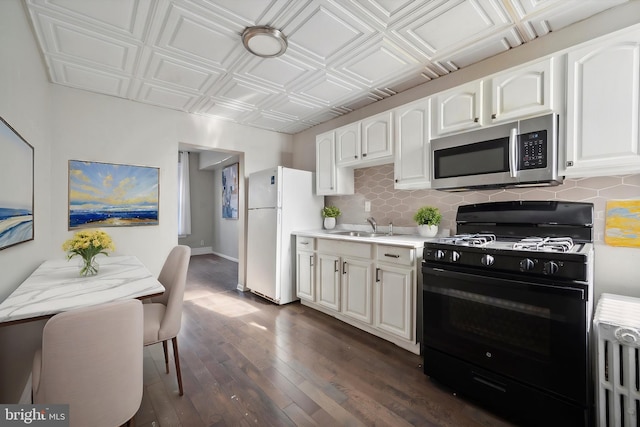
[62, 229, 115, 276]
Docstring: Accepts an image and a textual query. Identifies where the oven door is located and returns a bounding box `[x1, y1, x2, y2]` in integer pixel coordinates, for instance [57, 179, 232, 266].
[422, 264, 589, 405]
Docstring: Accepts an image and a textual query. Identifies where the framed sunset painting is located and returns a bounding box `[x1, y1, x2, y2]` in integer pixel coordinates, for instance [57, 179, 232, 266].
[68, 160, 159, 229]
[0, 116, 34, 250]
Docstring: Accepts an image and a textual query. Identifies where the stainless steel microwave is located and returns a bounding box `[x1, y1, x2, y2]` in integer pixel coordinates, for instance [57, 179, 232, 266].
[431, 113, 562, 191]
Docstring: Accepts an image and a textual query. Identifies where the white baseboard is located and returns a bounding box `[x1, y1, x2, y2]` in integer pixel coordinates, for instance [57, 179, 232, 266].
[189, 246, 239, 263]
[211, 251, 238, 263]
[190, 246, 213, 256]
[236, 283, 248, 292]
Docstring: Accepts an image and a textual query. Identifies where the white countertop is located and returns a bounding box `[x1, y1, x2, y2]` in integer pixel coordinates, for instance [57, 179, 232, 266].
[293, 228, 440, 249]
[0, 255, 164, 325]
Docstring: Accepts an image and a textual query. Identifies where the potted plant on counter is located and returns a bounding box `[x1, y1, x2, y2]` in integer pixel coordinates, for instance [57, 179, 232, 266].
[414, 206, 442, 237]
[321, 206, 341, 230]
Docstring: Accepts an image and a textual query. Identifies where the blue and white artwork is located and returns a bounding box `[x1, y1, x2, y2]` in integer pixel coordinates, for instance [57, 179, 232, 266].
[0, 117, 34, 250]
[222, 163, 238, 219]
[68, 160, 159, 229]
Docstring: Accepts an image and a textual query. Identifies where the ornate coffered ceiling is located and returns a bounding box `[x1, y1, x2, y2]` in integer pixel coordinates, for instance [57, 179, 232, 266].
[25, 0, 628, 134]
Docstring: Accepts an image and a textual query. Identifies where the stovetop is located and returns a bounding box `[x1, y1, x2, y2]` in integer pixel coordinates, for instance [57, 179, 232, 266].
[422, 201, 594, 281]
[423, 233, 593, 281]
[434, 234, 590, 255]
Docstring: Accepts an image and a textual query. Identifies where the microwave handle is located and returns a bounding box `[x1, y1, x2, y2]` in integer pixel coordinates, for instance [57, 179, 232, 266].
[509, 127, 518, 178]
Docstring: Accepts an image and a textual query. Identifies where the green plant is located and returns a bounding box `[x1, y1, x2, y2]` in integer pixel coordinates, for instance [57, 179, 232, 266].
[321, 206, 341, 218]
[413, 206, 442, 226]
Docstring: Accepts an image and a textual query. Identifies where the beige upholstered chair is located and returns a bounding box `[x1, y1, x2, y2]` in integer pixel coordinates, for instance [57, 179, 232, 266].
[144, 245, 191, 396]
[32, 299, 143, 427]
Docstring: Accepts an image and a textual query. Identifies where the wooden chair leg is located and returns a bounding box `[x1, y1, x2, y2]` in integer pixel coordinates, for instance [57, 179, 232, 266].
[172, 336, 184, 396]
[162, 340, 169, 374]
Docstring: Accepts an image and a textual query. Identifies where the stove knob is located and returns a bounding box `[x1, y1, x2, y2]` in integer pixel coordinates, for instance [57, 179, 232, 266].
[520, 258, 534, 271]
[435, 250, 446, 261]
[543, 261, 559, 275]
[481, 254, 494, 266]
[451, 251, 460, 262]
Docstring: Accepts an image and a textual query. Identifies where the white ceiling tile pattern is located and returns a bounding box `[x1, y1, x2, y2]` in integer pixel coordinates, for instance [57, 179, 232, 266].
[25, 0, 628, 134]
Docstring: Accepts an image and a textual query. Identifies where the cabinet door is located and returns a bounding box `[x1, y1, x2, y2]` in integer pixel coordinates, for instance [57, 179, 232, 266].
[361, 111, 393, 162]
[341, 257, 373, 324]
[296, 249, 315, 302]
[316, 131, 337, 195]
[490, 58, 554, 124]
[317, 253, 341, 311]
[435, 80, 483, 136]
[375, 264, 413, 340]
[335, 122, 361, 167]
[394, 98, 431, 189]
[565, 29, 640, 177]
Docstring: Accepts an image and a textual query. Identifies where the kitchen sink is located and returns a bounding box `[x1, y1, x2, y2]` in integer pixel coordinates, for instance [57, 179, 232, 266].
[330, 231, 388, 238]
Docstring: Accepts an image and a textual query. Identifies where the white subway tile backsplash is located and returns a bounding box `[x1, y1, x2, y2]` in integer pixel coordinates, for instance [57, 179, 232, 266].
[325, 164, 640, 242]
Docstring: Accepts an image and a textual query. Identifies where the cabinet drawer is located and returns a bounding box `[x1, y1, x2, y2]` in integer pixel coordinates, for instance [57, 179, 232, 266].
[297, 236, 315, 250]
[376, 245, 414, 266]
[317, 239, 372, 259]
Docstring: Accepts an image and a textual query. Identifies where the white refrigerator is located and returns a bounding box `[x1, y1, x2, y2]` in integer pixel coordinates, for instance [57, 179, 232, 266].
[247, 166, 324, 304]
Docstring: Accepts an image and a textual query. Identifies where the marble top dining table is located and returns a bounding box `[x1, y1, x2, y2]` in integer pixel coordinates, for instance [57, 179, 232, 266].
[0, 255, 165, 325]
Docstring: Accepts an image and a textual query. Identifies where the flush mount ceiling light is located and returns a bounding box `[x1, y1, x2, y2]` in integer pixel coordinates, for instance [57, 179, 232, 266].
[242, 26, 288, 58]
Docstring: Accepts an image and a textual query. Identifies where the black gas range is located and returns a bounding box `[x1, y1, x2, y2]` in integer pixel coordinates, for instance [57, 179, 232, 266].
[422, 201, 594, 426]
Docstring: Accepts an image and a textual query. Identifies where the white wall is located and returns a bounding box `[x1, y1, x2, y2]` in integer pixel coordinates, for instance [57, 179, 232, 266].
[0, 0, 293, 403]
[0, 0, 53, 404]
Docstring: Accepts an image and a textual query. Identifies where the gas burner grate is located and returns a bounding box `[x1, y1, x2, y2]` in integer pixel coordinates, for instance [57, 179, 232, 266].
[441, 234, 497, 247]
[513, 237, 574, 253]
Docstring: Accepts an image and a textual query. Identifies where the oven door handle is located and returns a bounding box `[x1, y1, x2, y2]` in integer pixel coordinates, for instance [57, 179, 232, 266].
[423, 266, 586, 299]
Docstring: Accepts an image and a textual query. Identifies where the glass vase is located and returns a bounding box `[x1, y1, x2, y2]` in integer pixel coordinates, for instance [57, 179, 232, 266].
[79, 256, 99, 277]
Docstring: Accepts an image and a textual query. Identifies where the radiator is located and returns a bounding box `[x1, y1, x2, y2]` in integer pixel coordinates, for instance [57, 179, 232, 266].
[594, 293, 640, 427]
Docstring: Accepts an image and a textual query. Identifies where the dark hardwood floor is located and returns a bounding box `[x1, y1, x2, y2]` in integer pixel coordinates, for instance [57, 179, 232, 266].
[134, 254, 515, 427]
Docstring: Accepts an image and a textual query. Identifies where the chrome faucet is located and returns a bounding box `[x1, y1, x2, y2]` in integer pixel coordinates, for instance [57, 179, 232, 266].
[367, 217, 377, 233]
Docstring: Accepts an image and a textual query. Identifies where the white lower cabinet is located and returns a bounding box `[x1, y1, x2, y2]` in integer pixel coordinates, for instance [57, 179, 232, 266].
[317, 253, 341, 311]
[296, 248, 315, 302]
[296, 237, 316, 302]
[342, 256, 373, 324]
[375, 245, 414, 341]
[375, 263, 413, 341]
[296, 236, 420, 354]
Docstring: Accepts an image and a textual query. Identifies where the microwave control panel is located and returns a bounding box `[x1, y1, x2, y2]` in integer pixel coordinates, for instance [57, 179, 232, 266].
[519, 130, 547, 169]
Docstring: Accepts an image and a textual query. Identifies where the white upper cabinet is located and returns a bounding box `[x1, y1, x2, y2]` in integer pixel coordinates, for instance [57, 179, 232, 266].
[335, 122, 361, 167]
[394, 98, 431, 189]
[434, 80, 484, 136]
[565, 27, 640, 177]
[489, 57, 558, 124]
[361, 111, 394, 163]
[316, 131, 354, 196]
[336, 112, 393, 167]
